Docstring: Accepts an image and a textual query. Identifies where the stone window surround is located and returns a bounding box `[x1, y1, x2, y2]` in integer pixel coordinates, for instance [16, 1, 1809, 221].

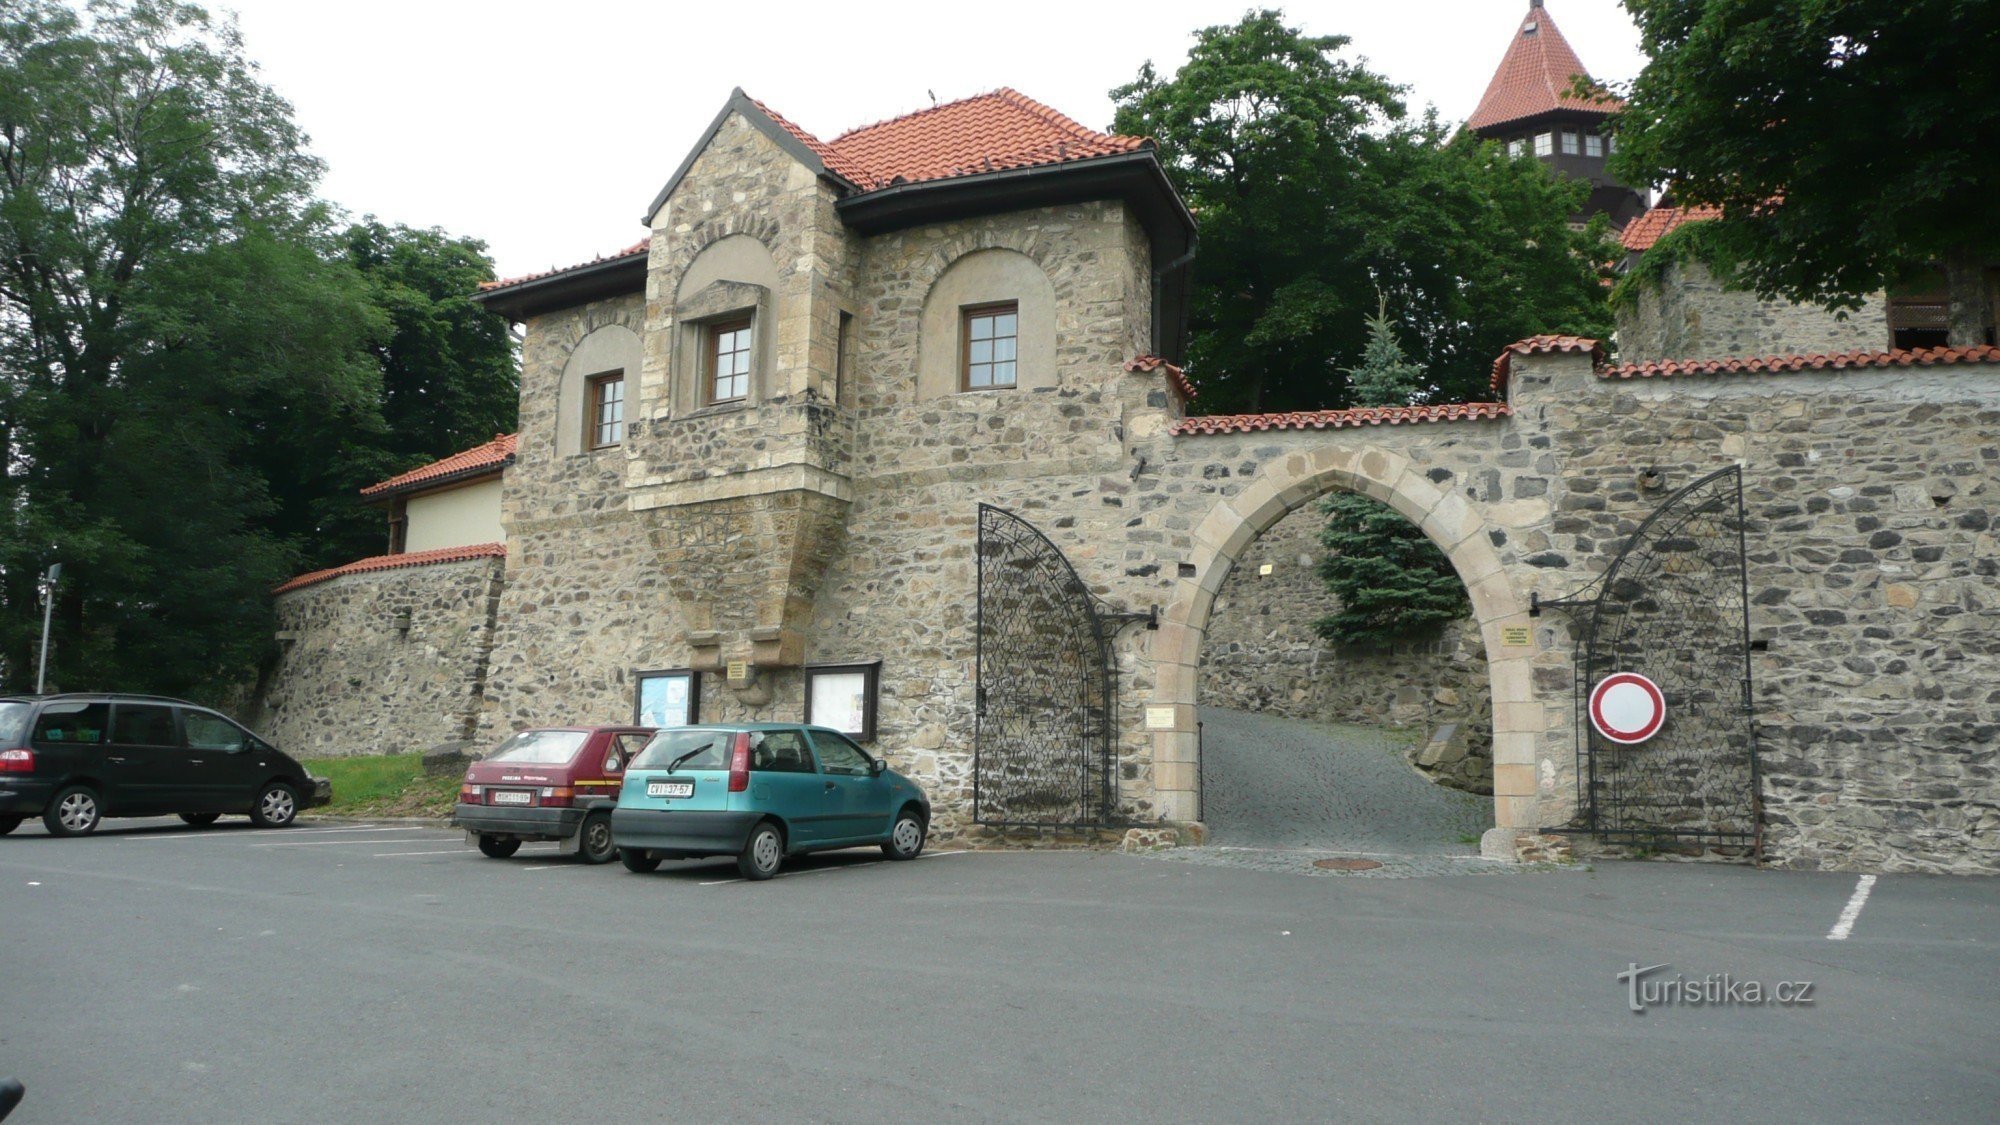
[586, 369, 626, 449]
[916, 247, 1057, 402]
[555, 323, 644, 459]
[671, 280, 772, 419]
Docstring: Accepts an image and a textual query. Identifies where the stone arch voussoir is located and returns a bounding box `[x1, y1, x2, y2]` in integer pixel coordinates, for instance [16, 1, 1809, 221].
[669, 216, 782, 276]
[1149, 444, 1542, 846]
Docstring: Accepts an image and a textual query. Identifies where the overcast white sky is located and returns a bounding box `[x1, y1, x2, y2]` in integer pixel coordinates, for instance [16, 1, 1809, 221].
[214, 0, 1645, 279]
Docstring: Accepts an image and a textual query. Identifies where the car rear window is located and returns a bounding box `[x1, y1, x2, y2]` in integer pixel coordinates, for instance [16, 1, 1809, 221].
[0, 702, 28, 745]
[484, 729, 589, 765]
[632, 728, 733, 771]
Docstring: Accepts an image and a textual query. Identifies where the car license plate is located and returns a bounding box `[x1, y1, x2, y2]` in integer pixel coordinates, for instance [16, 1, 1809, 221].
[647, 780, 694, 799]
[491, 790, 532, 806]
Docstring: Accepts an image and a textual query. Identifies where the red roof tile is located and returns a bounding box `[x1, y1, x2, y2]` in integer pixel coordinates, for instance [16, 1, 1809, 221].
[1620, 204, 1722, 252]
[1172, 401, 1512, 436]
[361, 433, 518, 498]
[274, 543, 507, 596]
[1601, 345, 2000, 382]
[1489, 334, 1606, 396]
[1124, 354, 1197, 402]
[825, 88, 1149, 191]
[1467, 3, 1622, 132]
[480, 241, 647, 293]
[745, 95, 875, 186]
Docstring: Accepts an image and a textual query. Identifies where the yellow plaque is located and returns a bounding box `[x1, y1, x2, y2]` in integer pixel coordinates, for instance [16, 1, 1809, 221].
[1501, 626, 1533, 648]
[1145, 706, 1178, 730]
[1257, 563, 1274, 576]
[727, 660, 750, 681]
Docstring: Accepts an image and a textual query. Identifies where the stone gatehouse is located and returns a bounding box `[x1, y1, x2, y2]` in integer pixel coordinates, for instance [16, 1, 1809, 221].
[259, 87, 2000, 875]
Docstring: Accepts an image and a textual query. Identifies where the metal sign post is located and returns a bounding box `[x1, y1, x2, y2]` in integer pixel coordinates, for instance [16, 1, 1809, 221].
[35, 563, 61, 694]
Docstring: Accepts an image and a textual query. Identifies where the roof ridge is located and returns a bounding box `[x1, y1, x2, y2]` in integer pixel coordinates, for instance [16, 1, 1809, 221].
[743, 92, 872, 184]
[829, 88, 1013, 143]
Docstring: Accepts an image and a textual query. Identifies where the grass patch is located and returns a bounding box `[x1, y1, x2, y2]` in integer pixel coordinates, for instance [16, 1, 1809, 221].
[301, 754, 460, 818]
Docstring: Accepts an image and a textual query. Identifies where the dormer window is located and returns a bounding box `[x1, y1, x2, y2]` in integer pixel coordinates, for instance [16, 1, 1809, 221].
[706, 315, 752, 404]
[962, 302, 1018, 390]
[588, 371, 625, 449]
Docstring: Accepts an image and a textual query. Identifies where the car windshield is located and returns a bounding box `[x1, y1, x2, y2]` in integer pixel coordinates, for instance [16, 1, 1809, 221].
[0, 702, 27, 745]
[632, 728, 734, 771]
[484, 729, 590, 765]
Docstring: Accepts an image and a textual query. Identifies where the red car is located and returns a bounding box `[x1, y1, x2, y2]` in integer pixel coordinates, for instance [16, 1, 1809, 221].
[454, 726, 654, 863]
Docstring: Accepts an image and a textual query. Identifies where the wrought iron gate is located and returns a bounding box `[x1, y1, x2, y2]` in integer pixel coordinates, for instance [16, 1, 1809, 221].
[1542, 466, 1761, 848]
[973, 504, 1121, 827]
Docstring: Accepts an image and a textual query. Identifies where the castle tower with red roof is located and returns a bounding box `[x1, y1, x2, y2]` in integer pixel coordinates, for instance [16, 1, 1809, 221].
[1467, 0, 1648, 230]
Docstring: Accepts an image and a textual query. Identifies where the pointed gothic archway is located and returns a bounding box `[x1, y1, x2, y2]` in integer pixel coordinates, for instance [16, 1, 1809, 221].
[1148, 444, 1549, 852]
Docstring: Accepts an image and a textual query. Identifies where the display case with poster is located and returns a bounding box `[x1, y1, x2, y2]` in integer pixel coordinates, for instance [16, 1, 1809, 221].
[633, 669, 699, 728]
[804, 662, 879, 741]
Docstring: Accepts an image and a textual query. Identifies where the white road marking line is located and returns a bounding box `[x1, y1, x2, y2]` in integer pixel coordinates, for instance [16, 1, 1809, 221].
[520, 864, 575, 871]
[253, 835, 447, 847]
[1827, 873, 1878, 940]
[371, 849, 474, 858]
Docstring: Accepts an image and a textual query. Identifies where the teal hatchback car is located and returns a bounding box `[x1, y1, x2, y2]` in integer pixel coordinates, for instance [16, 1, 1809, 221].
[611, 724, 931, 880]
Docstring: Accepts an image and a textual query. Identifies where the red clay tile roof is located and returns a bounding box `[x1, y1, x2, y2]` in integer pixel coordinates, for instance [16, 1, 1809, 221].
[1124, 354, 1197, 402]
[824, 88, 1150, 191]
[360, 433, 518, 498]
[480, 241, 647, 293]
[1172, 401, 1512, 436]
[1467, 3, 1622, 132]
[1601, 345, 2000, 382]
[746, 95, 875, 186]
[1620, 204, 1722, 253]
[1489, 334, 1607, 395]
[274, 543, 507, 596]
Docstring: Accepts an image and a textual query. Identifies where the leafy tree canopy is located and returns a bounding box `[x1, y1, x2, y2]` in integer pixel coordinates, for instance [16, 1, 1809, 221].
[1113, 9, 1612, 414]
[1609, 0, 2000, 344]
[0, 1, 515, 700]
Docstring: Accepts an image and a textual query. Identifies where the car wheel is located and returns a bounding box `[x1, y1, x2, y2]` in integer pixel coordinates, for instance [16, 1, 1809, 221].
[578, 812, 616, 864]
[476, 834, 521, 859]
[178, 813, 221, 828]
[250, 783, 299, 828]
[44, 786, 101, 837]
[737, 821, 784, 881]
[882, 809, 926, 860]
[0, 815, 22, 836]
[618, 847, 661, 873]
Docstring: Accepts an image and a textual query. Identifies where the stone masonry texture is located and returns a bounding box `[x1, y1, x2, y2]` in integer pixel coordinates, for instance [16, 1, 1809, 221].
[261, 103, 2000, 874]
[1616, 260, 1890, 365]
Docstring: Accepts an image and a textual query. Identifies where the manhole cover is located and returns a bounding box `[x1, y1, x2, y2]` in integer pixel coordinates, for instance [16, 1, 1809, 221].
[1312, 858, 1383, 872]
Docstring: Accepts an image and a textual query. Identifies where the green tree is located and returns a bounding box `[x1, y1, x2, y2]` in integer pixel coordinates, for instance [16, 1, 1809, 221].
[1313, 306, 1469, 646]
[1112, 10, 1611, 413]
[0, 0, 382, 697]
[344, 219, 518, 467]
[1610, 0, 2000, 345]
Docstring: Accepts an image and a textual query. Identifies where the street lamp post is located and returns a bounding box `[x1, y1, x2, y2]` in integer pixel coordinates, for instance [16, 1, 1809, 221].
[35, 563, 60, 695]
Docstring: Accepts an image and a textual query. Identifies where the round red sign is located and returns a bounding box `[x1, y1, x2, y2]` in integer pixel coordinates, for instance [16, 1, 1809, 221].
[1588, 672, 1667, 744]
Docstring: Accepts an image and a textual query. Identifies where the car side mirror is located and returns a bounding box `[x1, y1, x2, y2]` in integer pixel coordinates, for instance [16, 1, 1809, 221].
[870, 758, 887, 776]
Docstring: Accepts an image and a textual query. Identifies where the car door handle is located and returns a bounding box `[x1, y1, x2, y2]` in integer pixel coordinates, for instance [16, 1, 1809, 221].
[107, 756, 127, 764]
[824, 781, 838, 792]
[188, 759, 204, 766]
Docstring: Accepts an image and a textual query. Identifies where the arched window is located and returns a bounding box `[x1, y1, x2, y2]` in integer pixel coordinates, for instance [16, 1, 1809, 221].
[557, 325, 642, 457]
[917, 248, 1057, 401]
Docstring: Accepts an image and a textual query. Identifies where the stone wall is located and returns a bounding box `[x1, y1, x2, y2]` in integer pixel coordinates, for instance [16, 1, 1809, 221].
[1198, 501, 1492, 792]
[1616, 260, 1890, 364]
[1519, 359, 2000, 873]
[256, 556, 504, 759]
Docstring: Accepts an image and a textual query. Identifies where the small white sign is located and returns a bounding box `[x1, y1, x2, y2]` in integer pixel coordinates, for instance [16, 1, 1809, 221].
[1144, 706, 1178, 730]
[1589, 672, 1667, 744]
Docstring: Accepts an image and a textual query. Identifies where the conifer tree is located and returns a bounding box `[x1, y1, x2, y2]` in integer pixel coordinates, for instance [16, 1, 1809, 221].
[1314, 303, 1469, 647]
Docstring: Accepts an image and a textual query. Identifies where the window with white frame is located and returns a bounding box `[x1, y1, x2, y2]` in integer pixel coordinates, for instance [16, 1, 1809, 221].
[1560, 131, 1579, 155]
[1585, 133, 1604, 158]
[1534, 132, 1553, 157]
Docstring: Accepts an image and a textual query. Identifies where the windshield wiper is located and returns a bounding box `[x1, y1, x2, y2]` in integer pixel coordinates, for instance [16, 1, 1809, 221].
[663, 747, 709, 773]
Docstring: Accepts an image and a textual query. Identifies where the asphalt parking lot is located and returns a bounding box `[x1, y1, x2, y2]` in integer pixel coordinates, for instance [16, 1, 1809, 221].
[1, 818, 1996, 1123]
